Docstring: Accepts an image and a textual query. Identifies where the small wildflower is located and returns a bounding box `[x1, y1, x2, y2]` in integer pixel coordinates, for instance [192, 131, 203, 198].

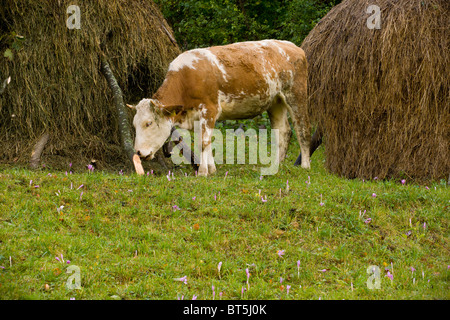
[261, 196, 267, 203]
[372, 193, 376, 197]
[319, 194, 324, 206]
[286, 285, 291, 295]
[297, 260, 300, 278]
[411, 267, 416, 273]
[277, 250, 285, 258]
[192, 295, 197, 300]
[246, 268, 250, 289]
[386, 271, 393, 281]
[172, 205, 180, 211]
[401, 179, 406, 185]
[174, 276, 187, 285]
[364, 218, 372, 224]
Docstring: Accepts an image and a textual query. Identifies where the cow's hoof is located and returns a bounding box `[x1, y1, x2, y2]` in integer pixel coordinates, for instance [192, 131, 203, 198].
[207, 165, 216, 175]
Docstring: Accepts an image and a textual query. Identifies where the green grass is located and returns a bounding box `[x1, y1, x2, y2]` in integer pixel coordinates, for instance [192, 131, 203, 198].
[0, 139, 449, 300]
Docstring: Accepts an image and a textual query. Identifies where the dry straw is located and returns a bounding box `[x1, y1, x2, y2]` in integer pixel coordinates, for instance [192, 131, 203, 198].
[0, 0, 180, 169]
[302, 0, 449, 181]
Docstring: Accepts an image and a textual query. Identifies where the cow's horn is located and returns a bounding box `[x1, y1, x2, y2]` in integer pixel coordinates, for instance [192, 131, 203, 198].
[126, 104, 134, 109]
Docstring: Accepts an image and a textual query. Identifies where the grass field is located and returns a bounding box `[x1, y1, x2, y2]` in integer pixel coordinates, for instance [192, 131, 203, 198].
[0, 135, 449, 300]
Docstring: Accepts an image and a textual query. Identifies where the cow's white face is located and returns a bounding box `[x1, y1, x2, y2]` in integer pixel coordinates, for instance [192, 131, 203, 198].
[131, 99, 172, 160]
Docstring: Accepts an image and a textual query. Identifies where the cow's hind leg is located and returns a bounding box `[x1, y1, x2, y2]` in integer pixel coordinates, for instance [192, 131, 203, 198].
[285, 90, 311, 169]
[267, 97, 292, 163]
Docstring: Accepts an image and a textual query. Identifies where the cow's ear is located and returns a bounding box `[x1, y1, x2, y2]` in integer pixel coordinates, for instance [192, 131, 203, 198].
[160, 104, 184, 117]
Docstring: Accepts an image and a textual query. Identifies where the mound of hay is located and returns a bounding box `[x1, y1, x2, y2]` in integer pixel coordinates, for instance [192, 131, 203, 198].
[0, 0, 180, 169]
[303, 0, 449, 181]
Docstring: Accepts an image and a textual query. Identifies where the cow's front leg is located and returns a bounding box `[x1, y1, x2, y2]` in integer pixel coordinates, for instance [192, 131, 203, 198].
[198, 122, 216, 176]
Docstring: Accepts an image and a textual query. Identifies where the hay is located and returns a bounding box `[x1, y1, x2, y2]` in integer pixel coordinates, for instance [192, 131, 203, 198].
[0, 0, 180, 170]
[302, 0, 449, 182]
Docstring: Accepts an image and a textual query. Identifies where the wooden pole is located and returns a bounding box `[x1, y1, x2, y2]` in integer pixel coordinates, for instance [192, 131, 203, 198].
[30, 132, 50, 169]
[100, 55, 144, 174]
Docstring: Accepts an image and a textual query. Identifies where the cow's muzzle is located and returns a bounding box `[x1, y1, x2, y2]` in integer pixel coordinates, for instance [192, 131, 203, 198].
[137, 150, 153, 161]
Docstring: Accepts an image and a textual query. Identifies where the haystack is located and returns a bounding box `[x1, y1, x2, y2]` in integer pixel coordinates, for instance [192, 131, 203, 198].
[0, 0, 180, 170]
[302, 0, 449, 181]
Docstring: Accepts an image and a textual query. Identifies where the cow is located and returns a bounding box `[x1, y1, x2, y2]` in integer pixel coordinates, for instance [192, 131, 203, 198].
[294, 126, 323, 166]
[128, 40, 311, 176]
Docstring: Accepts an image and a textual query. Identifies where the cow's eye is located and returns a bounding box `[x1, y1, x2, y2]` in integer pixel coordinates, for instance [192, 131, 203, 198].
[145, 121, 152, 128]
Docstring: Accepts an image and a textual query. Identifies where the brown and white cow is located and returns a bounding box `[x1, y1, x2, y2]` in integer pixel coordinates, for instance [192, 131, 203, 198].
[128, 39, 310, 176]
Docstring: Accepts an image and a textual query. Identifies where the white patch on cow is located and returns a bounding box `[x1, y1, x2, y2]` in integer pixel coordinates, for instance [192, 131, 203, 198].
[133, 99, 173, 159]
[169, 48, 228, 81]
[218, 91, 270, 120]
[168, 51, 200, 72]
[197, 49, 228, 81]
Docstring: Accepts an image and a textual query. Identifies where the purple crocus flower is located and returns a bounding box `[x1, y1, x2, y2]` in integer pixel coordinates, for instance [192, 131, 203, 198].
[386, 271, 393, 281]
[277, 250, 285, 257]
[174, 276, 187, 284]
[286, 285, 291, 295]
[401, 179, 406, 185]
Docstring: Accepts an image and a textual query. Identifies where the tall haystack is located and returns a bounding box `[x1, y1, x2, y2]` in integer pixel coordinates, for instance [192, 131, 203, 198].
[0, 0, 180, 169]
[302, 0, 449, 181]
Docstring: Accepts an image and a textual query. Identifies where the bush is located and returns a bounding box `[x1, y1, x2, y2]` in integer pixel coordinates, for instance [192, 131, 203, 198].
[155, 0, 340, 49]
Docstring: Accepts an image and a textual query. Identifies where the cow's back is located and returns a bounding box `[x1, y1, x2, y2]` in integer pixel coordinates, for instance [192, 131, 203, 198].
[155, 40, 306, 119]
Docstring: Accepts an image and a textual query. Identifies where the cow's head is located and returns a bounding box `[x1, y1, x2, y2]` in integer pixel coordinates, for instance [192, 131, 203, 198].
[128, 98, 173, 160]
